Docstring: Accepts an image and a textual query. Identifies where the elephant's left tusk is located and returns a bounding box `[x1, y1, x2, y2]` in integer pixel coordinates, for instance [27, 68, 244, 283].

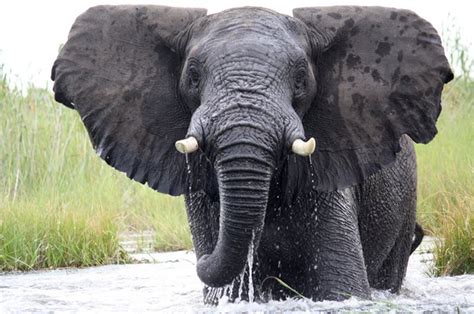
[292, 138, 316, 156]
[175, 137, 199, 154]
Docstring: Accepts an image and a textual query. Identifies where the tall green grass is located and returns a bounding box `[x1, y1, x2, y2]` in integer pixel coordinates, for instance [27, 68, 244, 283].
[415, 29, 473, 276]
[0, 73, 190, 271]
[416, 78, 473, 229]
[416, 77, 473, 276]
[1, 201, 127, 271]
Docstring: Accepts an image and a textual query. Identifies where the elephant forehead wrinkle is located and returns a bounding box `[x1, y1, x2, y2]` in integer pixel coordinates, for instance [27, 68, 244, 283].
[209, 49, 292, 74]
[210, 63, 289, 96]
[214, 53, 287, 69]
[211, 68, 285, 91]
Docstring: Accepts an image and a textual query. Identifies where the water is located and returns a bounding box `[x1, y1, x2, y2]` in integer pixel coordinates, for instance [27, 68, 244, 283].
[247, 232, 256, 303]
[1, 239, 473, 312]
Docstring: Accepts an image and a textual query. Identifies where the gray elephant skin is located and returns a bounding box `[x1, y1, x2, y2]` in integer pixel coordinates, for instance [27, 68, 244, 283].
[51, 5, 452, 303]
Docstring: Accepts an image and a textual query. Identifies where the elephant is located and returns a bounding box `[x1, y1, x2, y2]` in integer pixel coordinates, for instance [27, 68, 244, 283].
[51, 5, 452, 303]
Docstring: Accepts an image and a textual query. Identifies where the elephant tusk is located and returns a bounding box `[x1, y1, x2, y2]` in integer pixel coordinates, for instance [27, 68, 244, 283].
[292, 137, 316, 156]
[175, 137, 199, 154]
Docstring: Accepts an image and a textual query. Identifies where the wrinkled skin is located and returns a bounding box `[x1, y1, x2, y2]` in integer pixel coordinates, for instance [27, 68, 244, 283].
[52, 6, 452, 303]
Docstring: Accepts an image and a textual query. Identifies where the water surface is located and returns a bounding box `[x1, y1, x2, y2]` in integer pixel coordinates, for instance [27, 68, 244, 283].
[1, 239, 473, 312]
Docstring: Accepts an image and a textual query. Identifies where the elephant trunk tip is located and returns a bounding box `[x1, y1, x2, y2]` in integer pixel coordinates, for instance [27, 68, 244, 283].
[196, 253, 245, 287]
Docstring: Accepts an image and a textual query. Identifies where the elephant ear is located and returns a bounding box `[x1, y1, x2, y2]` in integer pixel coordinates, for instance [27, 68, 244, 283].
[293, 6, 453, 191]
[52, 5, 206, 195]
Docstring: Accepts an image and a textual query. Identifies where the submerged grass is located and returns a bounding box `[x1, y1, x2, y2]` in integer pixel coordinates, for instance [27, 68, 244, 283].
[0, 29, 472, 274]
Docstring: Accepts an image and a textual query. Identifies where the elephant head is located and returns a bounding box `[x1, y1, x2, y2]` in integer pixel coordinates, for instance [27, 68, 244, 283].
[52, 6, 452, 288]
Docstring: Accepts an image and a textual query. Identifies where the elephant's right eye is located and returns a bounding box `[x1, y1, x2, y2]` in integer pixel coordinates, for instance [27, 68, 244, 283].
[293, 62, 308, 94]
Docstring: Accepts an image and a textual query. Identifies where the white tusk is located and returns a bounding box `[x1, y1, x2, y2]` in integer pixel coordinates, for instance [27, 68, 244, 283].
[292, 137, 316, 156]
[175, 137, 199, 154]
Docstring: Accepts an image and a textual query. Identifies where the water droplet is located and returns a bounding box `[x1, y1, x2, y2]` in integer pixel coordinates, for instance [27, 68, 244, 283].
[185, 153, 194, 207]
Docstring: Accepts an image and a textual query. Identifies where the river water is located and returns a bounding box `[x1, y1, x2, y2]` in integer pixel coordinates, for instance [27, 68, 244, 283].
[1, 238, 473, 312]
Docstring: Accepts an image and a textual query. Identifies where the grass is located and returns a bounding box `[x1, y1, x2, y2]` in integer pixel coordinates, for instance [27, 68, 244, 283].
[0, 201, 128, 271]
[416, 77, 473, 276]
[431, 203, 473, 276]
[0, 73, 190, 271]
[0, 31, 472, 274]
[415, 29, 473, 276]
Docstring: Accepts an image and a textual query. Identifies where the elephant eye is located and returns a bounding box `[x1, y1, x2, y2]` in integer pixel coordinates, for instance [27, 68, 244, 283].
[294, 69, 307, 89]
[188, 66, 201, 88]
[293, 63, 308, 96]
[293, 59, 309, 93]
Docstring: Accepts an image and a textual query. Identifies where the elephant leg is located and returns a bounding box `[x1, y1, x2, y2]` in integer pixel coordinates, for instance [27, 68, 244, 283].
[357, 183, 414, 290]
[358, 135, 417, 292]
[359, 193, 416, 292]
[306, 189, 371, 300]
[370, 219, 415, 292]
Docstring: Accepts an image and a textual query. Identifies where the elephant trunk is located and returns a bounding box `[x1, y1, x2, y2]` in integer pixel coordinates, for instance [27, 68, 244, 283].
[186, 95, 308, 287]
[196, 141, 273, 287]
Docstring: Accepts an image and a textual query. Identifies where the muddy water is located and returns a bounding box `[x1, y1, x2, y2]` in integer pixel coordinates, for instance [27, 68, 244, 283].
[1, 239, 473, 312]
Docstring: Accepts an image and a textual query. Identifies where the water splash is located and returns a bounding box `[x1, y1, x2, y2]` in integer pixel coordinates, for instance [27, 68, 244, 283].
[247, 231, 256, 303]
[206, 283, 233, 305]
[185, 152, 196, 210]
[308, 154, 317, 191]
[233, 231, 257, 303]
[185, 152, 192, 192]
[237, 263, 247, 301]
[2, 239, 473, 311]
[215, 284, 232, 305]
